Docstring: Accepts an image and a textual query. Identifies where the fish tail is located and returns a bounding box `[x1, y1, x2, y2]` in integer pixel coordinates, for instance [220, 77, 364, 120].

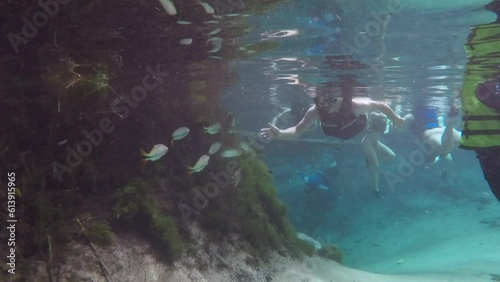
[186, 166, 194, 176]
[140, 149, 148, 157]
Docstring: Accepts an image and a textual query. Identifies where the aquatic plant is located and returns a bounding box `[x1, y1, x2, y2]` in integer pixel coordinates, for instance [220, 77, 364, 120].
[15, 164, 77, 258]
[0, 0, 296, 275]
[86, 220, 114, 246]
[112, 181, 184, 261]
[318, 244, 344, 263]
[196, 154, 314, 258]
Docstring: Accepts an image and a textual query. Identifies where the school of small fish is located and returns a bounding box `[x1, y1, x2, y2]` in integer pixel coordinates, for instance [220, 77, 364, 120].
[156, 0, 252, 57]
[142, 4, 253, 180]
[139, 114, 245, 174]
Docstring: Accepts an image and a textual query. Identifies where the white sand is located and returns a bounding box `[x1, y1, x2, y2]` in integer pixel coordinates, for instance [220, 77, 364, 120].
[273, 256, 494, 282]
[336, 187, 500, 276]
[270, 148, 500, 282]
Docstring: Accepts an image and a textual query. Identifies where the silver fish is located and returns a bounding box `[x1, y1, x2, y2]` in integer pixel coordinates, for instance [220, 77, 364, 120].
[208, 28, 222, 35]
[172, 127, 190, 140]
[221, 149, 241, 158]
[179, 38, 193, 45]
[227, 114, 238, 133]
[159, 0, 176, 15]
[208, 142, 222, 155]
[239, 142, 251, 152]
[141, 144, 168, 162]
[198, 1, 214, 14]
[188, 154, 210, 173]
[232, 169, 241, 187]
[207, 37, 223, 53]
[204, 122, 221, 134]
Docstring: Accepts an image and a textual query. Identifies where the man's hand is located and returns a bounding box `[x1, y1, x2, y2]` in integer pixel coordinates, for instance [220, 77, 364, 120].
[392, 116, 406, 128]
[259, 123, 281, 141]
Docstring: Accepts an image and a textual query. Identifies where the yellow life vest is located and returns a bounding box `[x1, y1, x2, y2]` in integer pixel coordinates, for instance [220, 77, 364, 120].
[460, 22, 500, 149]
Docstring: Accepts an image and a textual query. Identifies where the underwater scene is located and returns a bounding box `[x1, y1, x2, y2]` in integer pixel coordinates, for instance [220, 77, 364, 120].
[1, 0, 500, 281]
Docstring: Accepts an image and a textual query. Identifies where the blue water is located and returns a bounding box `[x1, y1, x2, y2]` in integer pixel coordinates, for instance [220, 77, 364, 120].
[223, 0, 500, 276]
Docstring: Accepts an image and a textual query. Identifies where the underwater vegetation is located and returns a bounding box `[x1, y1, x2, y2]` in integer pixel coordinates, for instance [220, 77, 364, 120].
[0, 0, 328, 278]
[317, 244, 344, 263]
[197, 157, 316, 257]
[86, 220, 114, 247]
[112, 181, 183, 261]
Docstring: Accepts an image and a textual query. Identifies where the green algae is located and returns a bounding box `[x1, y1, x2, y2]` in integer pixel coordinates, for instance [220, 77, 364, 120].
[318, 244, 344, 263]
[113, 181, 184, 261]
[86, 220, 114, 246]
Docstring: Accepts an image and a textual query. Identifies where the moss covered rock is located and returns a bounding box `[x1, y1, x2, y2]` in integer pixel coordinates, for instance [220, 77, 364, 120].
[113, 182, 183, 261]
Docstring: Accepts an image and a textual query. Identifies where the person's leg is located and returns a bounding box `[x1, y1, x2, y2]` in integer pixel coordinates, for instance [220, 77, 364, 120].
[375, 141, 396, 163]
[362, 135, 380, 193]
[440, 125, 457, 154]
[476, 149, 500, 201]
[437, 153, 453, 181]
[440, 111, 460, 155]
[422, 129, 445, 167]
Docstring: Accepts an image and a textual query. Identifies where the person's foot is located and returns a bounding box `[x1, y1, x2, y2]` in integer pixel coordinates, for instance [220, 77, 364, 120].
[372, 189, 385, 200]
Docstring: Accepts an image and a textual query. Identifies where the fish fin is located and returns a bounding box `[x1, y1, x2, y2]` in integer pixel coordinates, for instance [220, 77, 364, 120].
[171, 139, 174, 147]
[186, 166, 194, 176]
[140, 149, 148, 157]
